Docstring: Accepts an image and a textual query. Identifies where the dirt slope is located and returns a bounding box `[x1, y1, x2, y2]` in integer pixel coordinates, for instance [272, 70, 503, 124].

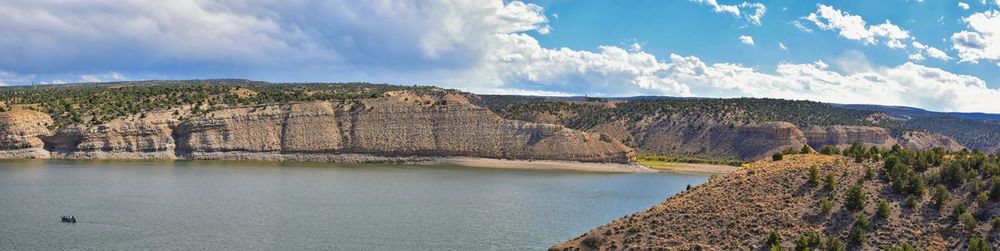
[552, 154, 999, 250]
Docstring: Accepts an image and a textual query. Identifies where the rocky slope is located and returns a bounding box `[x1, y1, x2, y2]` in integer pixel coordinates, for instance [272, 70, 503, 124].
[552, 154, 999, 250]
[516, 110, 963, 162]
[0, 92, 635, 164]
[0, 109, 52, 158]
[507, 106, 965, 162]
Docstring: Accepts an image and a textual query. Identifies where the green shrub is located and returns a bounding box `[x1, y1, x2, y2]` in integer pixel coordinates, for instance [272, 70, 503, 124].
[820, 145, 840, 155]
[953, 204, 967, 219]
[876, 199, 891, 219]
[820, 197, 833, 214]
[904, 195, 918, 209]
[864, 167, 874, 180]
[961, 212, 978, 233]
[884, 241, 918, 251]
[849, 214, 869, 244]
[823, 237, 845, 251]
[766, 232, 783, 250]
[845, 184, 866, 211]
[968, 236, 992, 251]
[940, 162, 967, 187]
[991, 177, 1000, 201]
[932, 184, 950, 208]
[808, 166, 820, 186]
[910, 175, 926, 197]
[824, 174, 837, 191]
[794, 232, 824, 251]
[970, 177, 985, 194]
[800, 145, 813, 154]
[773, 152, 784, 161]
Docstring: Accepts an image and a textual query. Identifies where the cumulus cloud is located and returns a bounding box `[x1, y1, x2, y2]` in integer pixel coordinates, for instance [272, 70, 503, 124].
[739, 35, 755, 45]
[474, 31, 1000, 112]
[688, 0, 767, 26]
[0, 0, 998, 112]
[959, 2, 970, 9]
[804, 4, 953, 62]
[951, 10, 1000, 66]
[0, 71, 36, 86]
[779, 43, 788, 52]
[804, 4, 910, 49]
[80, 72, 126, 83]
[0, 0, 550, 77]
[912, 42, 953, 61]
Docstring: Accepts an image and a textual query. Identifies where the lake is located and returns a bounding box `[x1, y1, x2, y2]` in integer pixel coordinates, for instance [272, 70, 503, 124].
[0, 160, 710, 250]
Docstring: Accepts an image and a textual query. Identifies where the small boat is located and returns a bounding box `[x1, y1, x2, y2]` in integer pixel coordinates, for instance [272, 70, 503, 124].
[60, 216, 76, 223]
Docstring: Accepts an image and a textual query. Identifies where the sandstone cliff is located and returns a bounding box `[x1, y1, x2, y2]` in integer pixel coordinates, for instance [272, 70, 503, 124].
[0, 92, 635, 164]
[567, 113, 964, 162]
[0, 109, 52, 158]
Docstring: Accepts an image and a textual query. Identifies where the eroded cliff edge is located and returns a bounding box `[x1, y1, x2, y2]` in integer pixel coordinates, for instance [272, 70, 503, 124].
[0, 92, 636, 165]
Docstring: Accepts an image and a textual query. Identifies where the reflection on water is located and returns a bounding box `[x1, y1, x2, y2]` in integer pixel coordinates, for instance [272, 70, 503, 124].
[0, 160, 709, 250]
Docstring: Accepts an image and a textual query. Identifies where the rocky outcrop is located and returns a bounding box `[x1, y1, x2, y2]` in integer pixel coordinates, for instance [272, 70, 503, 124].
[802, 125, 896, 149]
[0, 109, 53, 158]
[0, 92, 635, 164]
[596, 114, 807, 161]
[897, 131, 965, 151]
[175, 94, 634, 163]
[50, 120, 177, 160]
[584, 115, 965, 162]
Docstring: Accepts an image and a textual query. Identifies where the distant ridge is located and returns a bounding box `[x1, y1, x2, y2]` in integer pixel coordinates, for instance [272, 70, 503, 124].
[835, 104, 1000, 121]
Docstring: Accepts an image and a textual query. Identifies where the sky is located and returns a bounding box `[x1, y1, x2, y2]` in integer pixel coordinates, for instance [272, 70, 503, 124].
[1, 1, 1000, 113]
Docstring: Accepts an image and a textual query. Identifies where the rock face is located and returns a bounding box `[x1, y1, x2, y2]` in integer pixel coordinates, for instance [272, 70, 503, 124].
[579, 113, 812, 162]
[802, 125, 896, 149]
[584, 115, 964, 162]
[0, 93, 635, 164]
[897, 131, 965, 151]
[0, 109, 53, 158]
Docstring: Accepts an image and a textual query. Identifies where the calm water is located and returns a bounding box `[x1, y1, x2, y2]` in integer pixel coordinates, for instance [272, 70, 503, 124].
[0, 160, 709, 250]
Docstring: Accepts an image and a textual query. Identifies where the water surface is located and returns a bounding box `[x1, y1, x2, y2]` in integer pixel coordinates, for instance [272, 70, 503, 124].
[0, 160, 709, 250]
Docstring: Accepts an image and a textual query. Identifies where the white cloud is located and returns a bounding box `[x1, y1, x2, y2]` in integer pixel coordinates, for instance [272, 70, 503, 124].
[740, 2, 767, 26]
[0, 0, 552, 77]
[804, 4, 910, 49]
[951, 10, 1000, 66]
[959, 2, 970, 9]
[629, 42, 644, 52]
[475, 31, 1000, 112]
[912, 41, 953, 61]
[779, 43, 788, 52]
[1, 0, 998, 113]
[739, 35, 755, 45]
[803, 4, 956, 61]
[0, 70, 35, 86]
[80, 72, 126, 83]
[689, 0, 767, 26]
[792, 20, 814, 33]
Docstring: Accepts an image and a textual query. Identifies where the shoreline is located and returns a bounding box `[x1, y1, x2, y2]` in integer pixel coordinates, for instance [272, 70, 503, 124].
[0, 149, 662, 173]
[417, 157, 656, 173]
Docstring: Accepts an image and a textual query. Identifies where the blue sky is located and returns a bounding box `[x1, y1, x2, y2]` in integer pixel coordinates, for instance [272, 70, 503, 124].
[1, 0, 1000, 112]
[535, 0, 1000, 84]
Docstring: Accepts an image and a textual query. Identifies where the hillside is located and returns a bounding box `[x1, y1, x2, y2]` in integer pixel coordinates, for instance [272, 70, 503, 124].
[0, 81, 635, 165]
[553, 150, 1000, 250]
[1, 80, 997, 167]
[480, 95, 995, 162]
